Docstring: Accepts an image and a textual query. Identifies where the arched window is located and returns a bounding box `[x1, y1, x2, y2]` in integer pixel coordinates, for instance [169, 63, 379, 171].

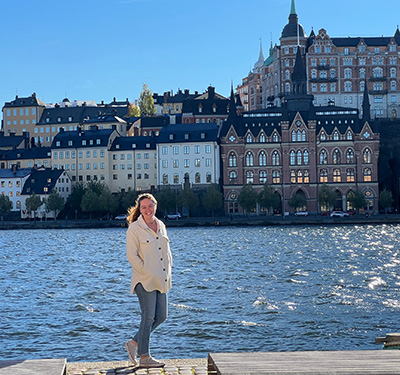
[246, 171, 254, 184]
[206, 172, 212, 183]
[229, 171, 237, 182]
[16, 200, 21, 209]
[320, 132, 326, 141]
[302, 130, 306, 141]
[344, 68, 352, 79]
[272, 170, 280, 184]
[292, 131, 296, 142]
[285, 82, 290, 93]
[290, 150, 296, 165]
[260, 133, 266, 143]
[246, 152, 254, 166]
[304, 170, 310, 183]
[320, 149, 328, 164]
[297, 170, 303, 184]
[346, 149, 354, 163]
[359, 68, 366, 79]
[391, 81, 396, 91]
[163, 173, 168, 185]
[347, 131, 353, 140]
[246, 134, 253, 143]
[303, 150, 309, 165]
[297, 150, 302, 165]
[259, 170, 267, 184]
[290, 170, 296, 183]
[364, 168, 372, 182]
[363, 148, 372, 163]
[373, 67, 383, 78]
[333, 131, 339, 140]
[297, 130, 302, 142]
[272, 151, 280, 165]
[390, 67, 396, 78]
[346, 168, 355, 182]
[333, 149, 341, 164]
[259, 151, 267, 166]
[273, 133, 279, 142]
[195, 172, 201, 183]
[173, 174, 179, 184]
[320, 169, 328, 183]
[285, 70, 290, 80]
[360, 81, 365, 92]
[229, 152, 237, 167]
[333, 169, 341, 182]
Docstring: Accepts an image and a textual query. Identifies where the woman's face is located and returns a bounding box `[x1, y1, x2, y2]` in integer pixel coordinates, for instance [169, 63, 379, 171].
[140, 198, 157, 221]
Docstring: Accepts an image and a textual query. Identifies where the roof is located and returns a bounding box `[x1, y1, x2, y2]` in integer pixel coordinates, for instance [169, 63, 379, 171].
[331, 36, 395, 47]
[84, 114, 127, 124]
[0, 133, 29, 149]
[21, 168, 67, 195]
[109, 136, 156, 151]
[157, 123, 220, 143]
[3, 93, 46, 109]
[0, 147, 51, 161]
[182, 87, 229, 115]
[0, 168, 32, 179]
[51, 127, 117, 148]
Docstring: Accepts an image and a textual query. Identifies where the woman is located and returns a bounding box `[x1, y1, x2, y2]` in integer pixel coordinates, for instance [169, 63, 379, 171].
[124, 193, 172, 368]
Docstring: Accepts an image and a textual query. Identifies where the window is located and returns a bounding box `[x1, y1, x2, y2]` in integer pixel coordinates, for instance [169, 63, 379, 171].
[163, 174, 168, 185]
[260, 133, 266, 143]
[259, 151, 267, 166]
[245, 152, 254, 166]
[347, 168, 355, 182]
[173, 146, 179, 155]
[333, 131, 339, 141]
[229, 152, 237, 167]
[173, 174, 179, 184]
[297, 150, 302, 165]
[363, 148, 372, 163]
[344, 68, 352, 79]
[162, 146, 168, 155]
[206, 173, 212, 183]
[333, 149, 341, 164]
[195, 159, 200, 167]
[195, 145, 200, 154]
[304, 170, 310, 183]
[391, 81, 396, 91]
[272, 170, 280, 184]
[333, 169, 341, 182]
[184, 159, 190, 168]
[229, 171, 237, 182]
[344, 81, 352, 92]
[290, 170, 296, 184]
[320, 150, 328, 164]
[320, 169, 328, 183]
[292, 131, 296, 142]
[290, 150, 295, 165]
[373, 67, 383, 78]
[303, 150, 309, 165]
[390, 68, 397, 78]
[195, 172, 201, 183]
[259, 170, 267, 184]
[184, 146, 190, 154]
[246, 134, 253, 143]
[346, 149, 354, 163]
[272, 151, 280, 166]
[206, 158, 211, 167]
[246, 171, 254, 184]
[364, 168, 372, 182]
[205, 145, 211, 153]
[273, 133, 279, 142]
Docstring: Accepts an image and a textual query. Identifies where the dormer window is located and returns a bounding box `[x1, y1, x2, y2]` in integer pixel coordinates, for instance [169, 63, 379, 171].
[68, 140, 73, 146]
[198, 104, 203, 113]
[96, 139, 101, 145]
[132, 144, 136, 149]
[212, 104, 217, 113]
[146, 143, 151, 148]
[90, 140, 93, 145]
[333, 131, 339, 140]
[82, 140, 87, 145]
[57, 117, 62, 122]
[201, 133, 206, 139]
[56, 141, 61, 147]
[246, 134, 252, 143]
[116, 145, 120, 149]
[185, 133, 189, 140]
[68, 117, 73, 122]
[169, 134, 174, 140]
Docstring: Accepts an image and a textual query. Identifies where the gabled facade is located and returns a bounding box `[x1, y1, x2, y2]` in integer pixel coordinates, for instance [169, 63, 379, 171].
[0, 146, 52, 170]
[156, 123, 220, 189]
[0, 167, 32, 211]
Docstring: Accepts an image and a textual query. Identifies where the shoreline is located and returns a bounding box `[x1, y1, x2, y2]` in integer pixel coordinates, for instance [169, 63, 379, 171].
[1, 214, 400, 230]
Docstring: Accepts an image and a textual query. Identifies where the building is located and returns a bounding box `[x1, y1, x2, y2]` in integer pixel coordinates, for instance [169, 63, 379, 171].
[239, 0, 400, 119]
[221, 49, 380, 215]
[0, 146, 52, 170]
[0, 167, 32, 212]
[156, 123, 220, 189]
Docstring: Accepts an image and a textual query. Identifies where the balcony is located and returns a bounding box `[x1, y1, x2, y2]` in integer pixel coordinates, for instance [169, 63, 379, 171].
[369, 90, 388, 95]
[316, 65, 330, 70]
[369, 76, 387, 81]
[309, 78, 338, 83]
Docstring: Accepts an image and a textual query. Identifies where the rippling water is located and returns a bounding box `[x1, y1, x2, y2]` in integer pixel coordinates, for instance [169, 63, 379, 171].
[1, 224, 400, 361]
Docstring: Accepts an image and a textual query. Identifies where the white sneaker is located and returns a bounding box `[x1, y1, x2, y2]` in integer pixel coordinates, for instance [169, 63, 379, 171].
[139, 356, 165, 368]
[124, 340, 138, 366]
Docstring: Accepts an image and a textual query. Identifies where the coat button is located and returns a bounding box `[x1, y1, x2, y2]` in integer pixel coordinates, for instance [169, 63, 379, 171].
[160, 258, 163, 261]
[156, 237, 159, 239]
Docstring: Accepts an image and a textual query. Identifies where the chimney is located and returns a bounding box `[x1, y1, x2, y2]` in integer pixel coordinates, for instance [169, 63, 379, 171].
[208, 86, 215, 99]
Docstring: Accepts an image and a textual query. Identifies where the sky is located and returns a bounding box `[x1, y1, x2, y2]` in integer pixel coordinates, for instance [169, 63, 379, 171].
[1, 0, 400, 111]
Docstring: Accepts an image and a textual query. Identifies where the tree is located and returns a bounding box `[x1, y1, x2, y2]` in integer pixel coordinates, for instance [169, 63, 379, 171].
[81, 189, 101, 220]
[155, 186, 176, 217]
[99, 187, 119, 215]
[67, 182, 86, 218]
[25, 192, 43, 220]
[138, 84, 156, 116]
[288, 191, 307, 212]
[258, 183, 280, 215]
[0, 195, 12, 221]
[379, 189, 394, 215]
[120, 190, 138, 212]
[177, 187, 199, 219]
[202, 184, 223, 217]
[45, 189, 65, 220]
[127, 103, 140, 117]
[318, 184, 337, 212]
[347, 189, 366, 214]
[238, 184, 258, 215]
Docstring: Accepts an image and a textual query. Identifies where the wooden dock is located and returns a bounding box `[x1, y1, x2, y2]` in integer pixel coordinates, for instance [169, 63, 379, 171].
[208, 350, 400, 375]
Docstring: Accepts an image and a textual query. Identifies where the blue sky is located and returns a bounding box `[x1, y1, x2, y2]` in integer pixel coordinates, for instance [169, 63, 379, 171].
[1, 0, 399, 111]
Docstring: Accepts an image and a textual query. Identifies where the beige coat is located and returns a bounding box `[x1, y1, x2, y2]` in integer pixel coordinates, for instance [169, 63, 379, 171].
[126, 215, 172, 294]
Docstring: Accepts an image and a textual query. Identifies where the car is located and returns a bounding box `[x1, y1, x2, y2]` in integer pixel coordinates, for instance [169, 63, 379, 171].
[294, 211, 309, 216]
[330, 211, 349, 218]
[165, 212, 181, 220]
[114, 214, 127, 220]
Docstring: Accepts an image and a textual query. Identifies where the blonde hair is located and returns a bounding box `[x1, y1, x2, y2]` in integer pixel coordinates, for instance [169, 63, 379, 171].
[127, 193, 158, 224]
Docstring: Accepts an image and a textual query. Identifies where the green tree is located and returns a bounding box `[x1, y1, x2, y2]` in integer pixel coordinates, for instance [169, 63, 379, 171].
[138, 84, 156, 116]
[177, 187, 199, 219]
[258, 183, 280, 215]
[155, 186, 176, 217]
[238, 183, 258, 215]
[318, 184, 337, 212]
[25, 192, 43, 220]
[67, 182, 86, 218]
[120, 190, 138, 212]
[45, 188, 65, 220]
[0, 195, 12, 221]
[127, 103, 141, 117]
[99, 187, 119, 215]
[379, 189, 394, 215]
[347, 189, 366, 214]
[81, 189, 101, 220]
[288, 192, 307, 212]
[202, 184, 223, 217]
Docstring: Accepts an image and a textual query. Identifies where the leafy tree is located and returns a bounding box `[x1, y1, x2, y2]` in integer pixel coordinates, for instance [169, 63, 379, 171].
[138, 84, 156, 116]
[258, 183, 280, 215]
[127, 103, 140, 117]
[288, 191, 307, 212]
[99, 187, 119, 215]
[155, 186, 176, 217]
[45, 189, 65, 220]
[347, 189, 366, 214]
[238, 183, 258, 215]
[81, 189, 101, 220]
[120, 190, 138, 212]
[318, 184, 337, 212]
[379, 189, 394, 215]
[25, 192, 43, 220]
[177, 187, 199, 219]
[0, 195, 12, 221]
[202, 184, 223, 217]
[67, 182, 86, 218]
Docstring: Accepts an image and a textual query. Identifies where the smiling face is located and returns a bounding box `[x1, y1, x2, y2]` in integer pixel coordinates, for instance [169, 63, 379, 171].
[139, 198, 157, 222]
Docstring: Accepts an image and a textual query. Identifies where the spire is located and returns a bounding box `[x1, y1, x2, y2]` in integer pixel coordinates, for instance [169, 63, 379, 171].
[292, 47, 307, 93]
[395, 25, 400, 38]
[228, 84, 238, 120]
[290, 0, 296, 15]
[362, 82, 371, 121]
[258, 38, 264, 61]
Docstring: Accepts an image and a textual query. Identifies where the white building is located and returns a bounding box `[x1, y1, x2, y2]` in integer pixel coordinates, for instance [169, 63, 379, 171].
[0, 167, 32, 211]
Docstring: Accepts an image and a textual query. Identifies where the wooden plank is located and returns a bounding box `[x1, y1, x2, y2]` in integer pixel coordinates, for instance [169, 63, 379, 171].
[208, 351, 400, 375]
[0, 359, 66, 375]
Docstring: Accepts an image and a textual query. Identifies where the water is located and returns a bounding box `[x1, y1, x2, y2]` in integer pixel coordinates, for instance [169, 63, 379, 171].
[1, 224, 400, 361]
